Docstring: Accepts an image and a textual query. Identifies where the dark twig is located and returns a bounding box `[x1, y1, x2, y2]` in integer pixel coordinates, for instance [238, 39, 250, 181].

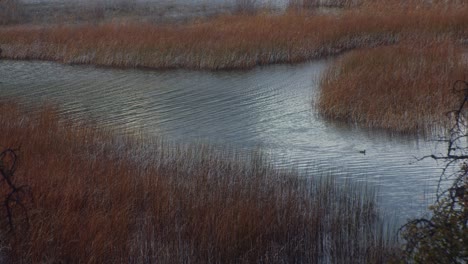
[400, 81, 468, 262]
[0, 148, 31, 231]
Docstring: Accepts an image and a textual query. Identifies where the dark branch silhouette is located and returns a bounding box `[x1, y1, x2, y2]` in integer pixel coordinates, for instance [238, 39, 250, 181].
[400, 81, 468, 262]
[0, 148, 31, 231]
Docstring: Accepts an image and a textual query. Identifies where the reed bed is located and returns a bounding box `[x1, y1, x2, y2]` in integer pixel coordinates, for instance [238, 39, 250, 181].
[0, 101, 399, 263]
[0, 4, 467, 70]
[317, 40, 468, 134]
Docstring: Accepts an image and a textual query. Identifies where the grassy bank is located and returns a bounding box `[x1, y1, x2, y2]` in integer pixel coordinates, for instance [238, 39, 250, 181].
[314, 1, 468, 134]
[0, 101, 398, 263]
[317, 40, 468, 134]
[0, 3, 467, 70]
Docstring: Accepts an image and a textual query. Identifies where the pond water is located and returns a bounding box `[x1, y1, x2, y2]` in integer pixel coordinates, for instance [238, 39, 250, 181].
[0, 59, 447, 221]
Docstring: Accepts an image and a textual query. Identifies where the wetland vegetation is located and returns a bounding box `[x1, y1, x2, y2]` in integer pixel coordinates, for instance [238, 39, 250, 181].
[318, 40, 468, 133]
[0, 101, 399, 263]
[0, 1, 467, 71]
[2, 0, 468, 133]
[1, 0, 468, 262]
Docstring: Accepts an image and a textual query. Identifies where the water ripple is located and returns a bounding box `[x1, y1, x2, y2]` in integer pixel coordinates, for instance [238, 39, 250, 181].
[0, 59, 446, 221]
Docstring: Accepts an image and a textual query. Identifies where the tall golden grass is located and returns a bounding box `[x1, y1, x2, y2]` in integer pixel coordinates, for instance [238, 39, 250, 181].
[0, 4, 467, 70]
[0, 101, 399, 263]
[317, 40, 468, 134]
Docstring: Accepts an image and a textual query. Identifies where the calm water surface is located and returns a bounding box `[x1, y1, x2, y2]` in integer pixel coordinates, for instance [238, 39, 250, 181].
[0, 60, 446, 221]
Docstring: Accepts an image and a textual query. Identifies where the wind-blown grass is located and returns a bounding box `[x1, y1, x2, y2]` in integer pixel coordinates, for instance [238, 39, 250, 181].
[0, 4, 467, 70]
[0, 101, 399, 263]
[317, 40, 468, 134]
[0, 13, 392, 70]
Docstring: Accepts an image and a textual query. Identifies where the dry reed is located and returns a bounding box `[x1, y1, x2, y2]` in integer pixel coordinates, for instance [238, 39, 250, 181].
[0, 101, 399, 263]
[317, 40, 468, 134]
[0, 4, 467, 70]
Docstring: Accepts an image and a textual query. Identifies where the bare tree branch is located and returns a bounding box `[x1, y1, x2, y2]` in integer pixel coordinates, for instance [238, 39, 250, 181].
[0, 147, 31, 231]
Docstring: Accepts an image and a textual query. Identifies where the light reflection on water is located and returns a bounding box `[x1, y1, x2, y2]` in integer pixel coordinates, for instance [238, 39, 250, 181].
[0, 59, 446, 221]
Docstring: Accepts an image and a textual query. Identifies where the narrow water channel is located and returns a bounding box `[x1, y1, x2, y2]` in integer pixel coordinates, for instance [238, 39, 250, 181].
[0, 59, 444, 220]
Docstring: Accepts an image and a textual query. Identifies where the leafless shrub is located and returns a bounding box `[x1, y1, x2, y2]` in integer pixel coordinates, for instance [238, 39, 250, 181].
[400, 81, 468, 262]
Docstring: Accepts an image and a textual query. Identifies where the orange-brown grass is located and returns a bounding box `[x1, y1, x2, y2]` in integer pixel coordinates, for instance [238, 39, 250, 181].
[0, 4, 467, 70]
[0, 101, 399, 263]
[317, 40, 468, 134]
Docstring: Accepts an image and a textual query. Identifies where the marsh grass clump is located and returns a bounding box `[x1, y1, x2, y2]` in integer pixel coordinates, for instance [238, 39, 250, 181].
[1, 4, 467, 70]
[317, 40, 468, 134]
[0, 101, 399, 263]
[0, 13, 395, 70]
